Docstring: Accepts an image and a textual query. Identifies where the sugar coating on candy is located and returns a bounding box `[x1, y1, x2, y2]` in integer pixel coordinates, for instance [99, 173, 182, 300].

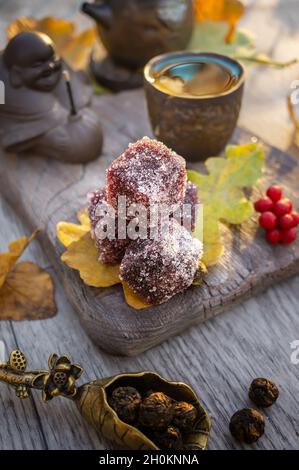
[88, 188, 129, 265]
[182, 181, 199, 232]
[119, 219, 203, 305]
[106, 137, 187, 209]
[88, 187, 106, 229]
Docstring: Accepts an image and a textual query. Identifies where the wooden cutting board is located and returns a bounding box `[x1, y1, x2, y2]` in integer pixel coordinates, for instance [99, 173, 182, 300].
[1, 89, 299, 356]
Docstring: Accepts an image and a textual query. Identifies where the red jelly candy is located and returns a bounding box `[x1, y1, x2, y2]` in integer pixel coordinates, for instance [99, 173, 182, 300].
[106, 137, 187, 210]
[88, 187, 106, 228]
[119, 219, 203, 305]
[88, 188, 129, 265]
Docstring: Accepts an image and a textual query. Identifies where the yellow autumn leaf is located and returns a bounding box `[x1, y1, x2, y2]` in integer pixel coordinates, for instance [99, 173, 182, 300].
[57, 222, 90, 248]
[77, 207, 91, 227]
[188, 143, 264, 266]
[6, 16, 97, 70]
[194, 0, 245, 43]
[122, 282, 152, 310]
[61, 233, 121, 288]
[0, 232, 56, 320]
[194, 0, 225, 22]
[57, 208, 90, 248]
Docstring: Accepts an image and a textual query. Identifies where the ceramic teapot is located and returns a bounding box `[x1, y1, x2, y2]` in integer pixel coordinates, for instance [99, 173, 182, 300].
[81, 0, 194, 69]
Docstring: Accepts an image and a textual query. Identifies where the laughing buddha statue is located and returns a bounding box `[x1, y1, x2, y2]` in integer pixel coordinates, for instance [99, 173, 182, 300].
[0, 32, 103, 163]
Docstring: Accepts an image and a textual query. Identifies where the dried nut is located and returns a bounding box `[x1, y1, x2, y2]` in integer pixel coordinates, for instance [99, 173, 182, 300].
[229, 408, 265, 444]
[249, 378, 279, 407]
[109, 386, 141, 424]
[154, 426, 183, 450]
[172, 401, 198, 431]
[139, 392, 173, 429]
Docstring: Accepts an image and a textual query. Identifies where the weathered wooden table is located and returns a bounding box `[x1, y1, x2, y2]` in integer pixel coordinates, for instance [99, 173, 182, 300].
[0, 0, 299, 450]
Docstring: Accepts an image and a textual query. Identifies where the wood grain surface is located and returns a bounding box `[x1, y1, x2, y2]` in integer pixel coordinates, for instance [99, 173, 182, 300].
[0, 0, 299, 450]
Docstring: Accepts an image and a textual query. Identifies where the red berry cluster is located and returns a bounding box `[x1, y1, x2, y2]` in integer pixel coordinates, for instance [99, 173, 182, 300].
[254, 186, 299, 245]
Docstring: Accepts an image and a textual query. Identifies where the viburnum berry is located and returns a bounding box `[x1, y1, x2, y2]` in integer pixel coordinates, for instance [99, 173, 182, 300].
[266, 229, 281, 245]
[259, 212, 277, 230]
[254, 197, 273, 213]
[291, 212, 299, 227]
[281, 227, 297, 245]
[266, 185, 282, 202]
[273, 199, 293, 217]
[279, 214, 296, 230]
[256, 186, 298, 245]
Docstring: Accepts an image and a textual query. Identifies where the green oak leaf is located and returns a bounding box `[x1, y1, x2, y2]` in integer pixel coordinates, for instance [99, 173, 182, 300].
[188, 143, 264, 266]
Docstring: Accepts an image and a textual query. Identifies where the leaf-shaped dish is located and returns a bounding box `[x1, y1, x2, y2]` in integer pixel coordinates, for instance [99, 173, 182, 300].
[76, 371, 211, 450]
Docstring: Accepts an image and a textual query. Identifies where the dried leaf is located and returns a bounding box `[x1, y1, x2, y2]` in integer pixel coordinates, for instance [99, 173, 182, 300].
[0, 262, 56, 320]
[0, 232, 56, 320]
[61, 233, 121, 288]
[0, 230, 38, 289]
[122, 282, 152, 310]
[194, 0, 225, 22]
[194, 0, 245, 43]
[188, 143, 264, 266]
[6, 16, 97, 70]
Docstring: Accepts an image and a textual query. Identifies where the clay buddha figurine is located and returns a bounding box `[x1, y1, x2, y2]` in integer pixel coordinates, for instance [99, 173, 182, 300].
[82, 0, 194, 91]
[0, 32, 103, 163]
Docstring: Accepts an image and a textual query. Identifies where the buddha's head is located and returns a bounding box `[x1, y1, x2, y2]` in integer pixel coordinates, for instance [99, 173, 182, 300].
[3, 32, 62, 91]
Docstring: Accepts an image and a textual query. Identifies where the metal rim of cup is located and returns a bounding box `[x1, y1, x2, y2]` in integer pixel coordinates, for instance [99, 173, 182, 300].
[144, 51, 246, 100]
